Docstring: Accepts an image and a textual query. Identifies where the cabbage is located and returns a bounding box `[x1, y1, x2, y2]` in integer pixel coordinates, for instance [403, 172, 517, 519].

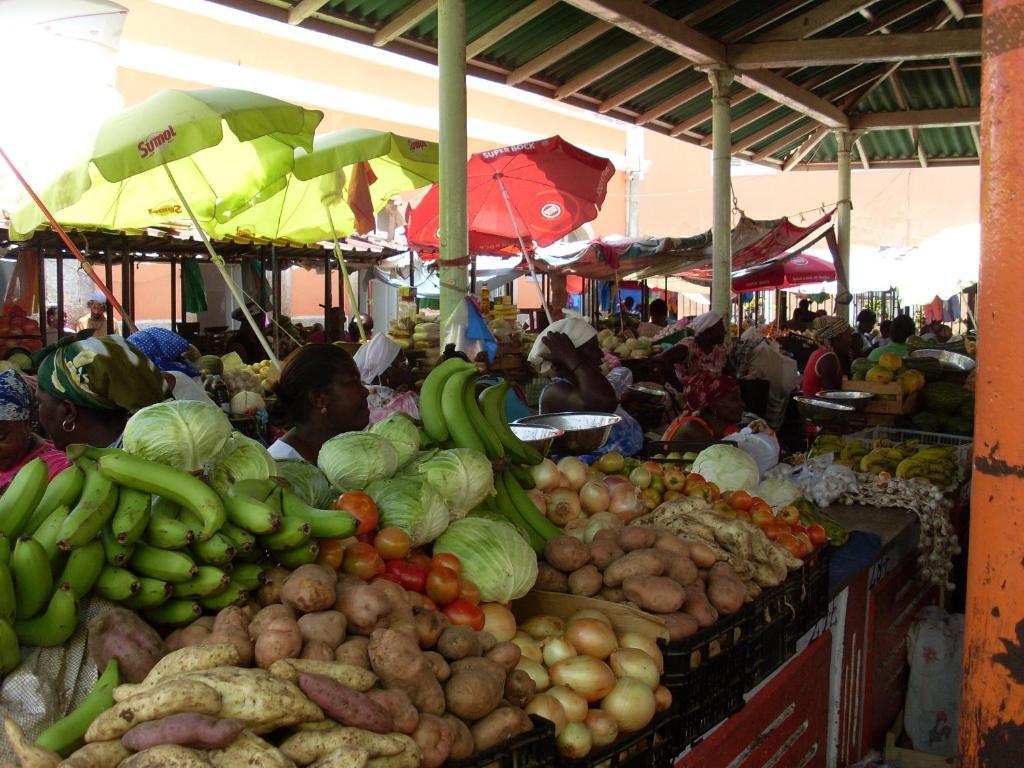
[318, 432, 398, 491]
[414, 448, 494, 519]
[368, 413, 420, 468]
[434, 518, 538, 603]
[691, 444, 760, 492]
[207, 433, 277, 496]
[124, 400, 232, 472]
[275, 460, 337, 508]
[365, 476, 450, 546]
[755, 477, 802, 510]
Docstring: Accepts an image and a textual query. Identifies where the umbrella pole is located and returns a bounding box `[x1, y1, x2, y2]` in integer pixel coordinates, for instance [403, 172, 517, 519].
[0, 144, 137, 333]
[160, 164, 279, 366]
[324, 207, 366, 342]
[495, 177, 552, 323]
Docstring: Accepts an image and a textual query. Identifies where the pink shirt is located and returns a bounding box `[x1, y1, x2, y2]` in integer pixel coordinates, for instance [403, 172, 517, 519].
[0, 442, 72, 491]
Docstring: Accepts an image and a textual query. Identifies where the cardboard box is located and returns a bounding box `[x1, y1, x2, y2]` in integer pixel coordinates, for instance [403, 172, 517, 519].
[841, 377, 919, 415]
[513, 590, 670, 641]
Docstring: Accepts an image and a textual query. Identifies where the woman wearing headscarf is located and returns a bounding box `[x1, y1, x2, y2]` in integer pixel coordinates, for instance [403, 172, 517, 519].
[662, 370, 745, 442]
[127, 327, 215, 405]
[802, 316, 853, 396]
[34, 333, 170, 451]
[0, 370, 71, 489]
[353, 334, 419, 424]
[657, 311, 731, 388]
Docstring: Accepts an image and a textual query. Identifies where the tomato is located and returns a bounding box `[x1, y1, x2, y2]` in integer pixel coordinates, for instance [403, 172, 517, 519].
[431, 553, 462, 577]
[375, 573, 402, 586]
[374, 527, 412, 561]
[749, 499, 773, 518]
[750, 507, 774, 527]
[342, 542, 383, 581]
[426, 566, 461, 605]
[705, 482, 721, 502]
[685, 473, 706, 486]
[789, 523, 808, 536]
[386, 560, 429, 593]
[356, 532, 375, 545]
[316, 538, 345, 570]
[726, 490, 753, 511]
[443, 599, 485, 631]
[407, 550, 433, 571]
[762, 522, 784, 542]
[777, 505, 801, 525]
[778, 533, 804, 559]
[807, 524, 828, 546]
[421, 595, 438, 612]
[734, 509, 752, 523]
[335, 492, 378, 536]
[458, 579, 482, 605]
[793, 532, 813, 557]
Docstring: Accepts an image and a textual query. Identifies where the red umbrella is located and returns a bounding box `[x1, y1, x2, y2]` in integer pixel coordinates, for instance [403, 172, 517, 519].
[732, 253, 836, 292]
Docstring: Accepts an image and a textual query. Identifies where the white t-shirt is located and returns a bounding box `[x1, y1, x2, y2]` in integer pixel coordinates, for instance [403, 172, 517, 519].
[267, 439, 303, 461]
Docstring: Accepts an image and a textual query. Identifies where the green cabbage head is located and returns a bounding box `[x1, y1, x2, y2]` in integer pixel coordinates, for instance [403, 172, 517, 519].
[368, 413, 420, 468]
[124, 400, 232, 472]
[756, 477, 802, 509]
[275, 460, 337, 507]
[434, 517, 538, 603]
[414, 448, 494, 519]
[692, 444, 760, 492]
[365, 476, 450, 546]
[207, 433, 277, 496]
[318, 432, 398, 491]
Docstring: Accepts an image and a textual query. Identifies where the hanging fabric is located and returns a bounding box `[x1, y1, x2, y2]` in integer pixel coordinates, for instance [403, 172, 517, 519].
[181, 258, 208, 314]
[3, 248, 39, 315]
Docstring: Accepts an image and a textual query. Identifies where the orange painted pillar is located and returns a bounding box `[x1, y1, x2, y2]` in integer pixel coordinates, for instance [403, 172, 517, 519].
[959, 1, 1024, 764]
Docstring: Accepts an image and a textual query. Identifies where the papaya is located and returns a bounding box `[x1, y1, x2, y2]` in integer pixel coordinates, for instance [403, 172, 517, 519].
[866, 366, 894, 384]
[878, 351, 903, 372]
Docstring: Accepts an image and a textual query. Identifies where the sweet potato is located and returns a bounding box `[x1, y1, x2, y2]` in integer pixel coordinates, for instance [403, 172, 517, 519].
[204, 607, 253, 667]
[119, 745, 211, 768]
[543, 537, 590, 573]
[207, 730, 294, 768]
[602, 550, 662, 587]
[299, 612, 347, 648]
[58, 739, 129, 768]
[279, 728, 406, 766]
[4, 717, 59, 768]
[335, 638, 370, 669]
[567, 565, 603, 596]
[113, 644, 241, 699]
[413, 611, 448, 649]
[442, 715, 474, 762]
[309, 747, 370, 768]
[335, 585, 390, 635]
[297, 672, 393, 733]
[86, 679, 222, 742]
[248, 605, 297, 639]
[683, 540, 717, 568]
[436, 626, 481, 661]
[588, 540, 623, 570]
[502, 669, 535, 709]
[121, 714, 244, 751]
[87, 608, 167, 684]
[616, 527, 658, 552]
[302, 641, 337, 661]
[257, 567, 290, 606]
[179, 667, 323, 734]
[423, 652, 450, 682]
[599, 586, 625, 603]
[255, 626, 303, 669]
[166, 617, 215, 651]
[470, 707, 532, 753]
[368, 629, 445, 715]
[366, 690, 419, 735]
[267, 659, 376, 691]
[485, 642, 521, 673]
[622, 576, 686, 614]
[411, 715, 451, 768]
[534, 563, 568, 593]
[663, 612, 700, 641]
[282, 565, 337, 614]
[444, 658, 505, 721]
[681, 590, 719, 628]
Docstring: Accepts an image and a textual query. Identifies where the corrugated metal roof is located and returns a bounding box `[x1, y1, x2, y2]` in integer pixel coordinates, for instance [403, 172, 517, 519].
[208, 0, 983, 170]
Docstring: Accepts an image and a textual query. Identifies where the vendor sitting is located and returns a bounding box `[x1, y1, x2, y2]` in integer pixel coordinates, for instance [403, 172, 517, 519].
[353, 334, 419, 424]
[656, 310, 730, 388]
[867, 314, 916, 362]
[0, 370, 71, 489]
[528, 318, 643, 458]
[663, 371, 745, 442]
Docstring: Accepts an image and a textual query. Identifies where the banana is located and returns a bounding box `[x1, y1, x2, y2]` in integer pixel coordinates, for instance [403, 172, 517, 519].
[507, 462, 536, 490]
[480, 381, 543, 465]
[492, 473, 544, 554]
[420, 357, 474, 443]
[58, 539, 105, 599]
[129, 543, 198, 583]
[12, 535, 53, 619]
[0, 458, 49, 537]
[95, 566, 140, 601]
[190, 533, 236, 567]
[259, 517, 311, 551]
[0, 533, 9, 567]
[274, 541, 320, 568]
[232, 478, 279, 502]
[463, 374, 505, 460]
[229, 562, 266, 590]
[58, 460, 118, 550]
[142, 599, 202, 627]
[32, 506, 69, 570]
[111, 488, 151, 545]
[442, 368, 487, 454]
[0, 619, 18, 674]
[26, 464, 84, 535]
[150, 496, 181, 519]
[231, 543, 264, 563]
[172, 566, 231, 599]
[503, 471, 560, 542]
[280, 489, 355, 539]
[36, 658, 120, 756]
[144, 516, 196, 550]
[197, 581, 248, 611]
[0, 560, 14, 623]
[218, 521, 257, 554]
[96, 452, 225, 541]
[101, 524, 134, 567]
[14, 582, 77, 646]
[222, 490, 280, 535]
[120, 577, 171, 609]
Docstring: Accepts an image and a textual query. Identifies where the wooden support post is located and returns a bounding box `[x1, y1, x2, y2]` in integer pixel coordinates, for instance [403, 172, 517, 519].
[835, 129, 854, 321]
[170, 259, 177, 334]
[120, 236, 131, 336]
[36, 248, 46, 348]
[324, 254, 332, 343]
[708, 68, 734, 319]
[104, 244, 114, 336]
[55, 249, 64, 341]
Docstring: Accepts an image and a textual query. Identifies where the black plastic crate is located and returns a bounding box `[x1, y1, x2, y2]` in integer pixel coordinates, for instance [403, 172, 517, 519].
[560, 712, 683, 768]
[660, 607, 751, 689]
[674, 647, 747, 747]
[785, 545, 832, 647]
[453, 715, 556, 768]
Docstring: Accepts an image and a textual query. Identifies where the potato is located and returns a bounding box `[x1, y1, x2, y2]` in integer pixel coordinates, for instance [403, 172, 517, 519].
[336, 586, 390, 635]
[413, 611, 448, 649]
[4, 717, 60, 768]
[409, 715, 450, 768]
[58, 739, 129, 768]
[592, 528, 618, 545]
[567, 565, 603, 596]
[257, 567, 290, 606]
[422, 651, 450, 682]
[599, 586, 625, 603]
[87, 608, 167, 684]
[207, 730, 294, 768]
[653, 532, 690, 556]
[370, 579, 415, 639]
[119, 745, 211, 768]
[298, 672, 393, 733]
[502, 669, 535, 709]
[681, 590, 719, 628]
[267, 659, 377, 691]
[543, 538, 590, 573]
[622, 576, 685, 614]
[663, 612, 700, 641]
[442, 715, 474, 762]
[248, 605, 297, 639]
[366, 690, 419, 735]
[86, 679, 222, 742]
[282, 565, 337, 614]
[279, 728, 405, 766]
[255, 626, 303, 669]
[470, 707, 532, 753]
[707, 576, 746, 615]
[485, 642, 521, 673]
[617, 527, 658, 551]
[643, 549, 698, 585]
[114, 644, 241, 700]
[444, 658, 505, 721]
[121, 714, 245, 751]
[302, 641, 337, 661]
[298, 612, 347, 648]
[588, 540, 623, 570]
[603, 550, 663, 587]
[205, 607, 254, 667]
[436, 626, 481, 661]
[477, 631, 497, 653]
[534, 563, 569, 593]
[683, 540, 718, 568]
[368, 629, 445, 715]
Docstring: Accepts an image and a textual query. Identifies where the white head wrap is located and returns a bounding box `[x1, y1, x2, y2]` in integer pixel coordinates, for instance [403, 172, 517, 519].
[353, 334, 401, 384]
[690, 311, 723, 335]
[527, 317, 598, 374]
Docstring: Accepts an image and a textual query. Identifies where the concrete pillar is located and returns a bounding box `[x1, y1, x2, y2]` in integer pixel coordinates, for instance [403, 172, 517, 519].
[959, 1, 1024, 764]
[437, 0, 468, 337]
[708, 68, 733, 319]
[834, 129, 854, 321]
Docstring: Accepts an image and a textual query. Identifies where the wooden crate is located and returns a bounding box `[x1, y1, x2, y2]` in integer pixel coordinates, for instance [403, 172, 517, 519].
[841, 377, 919, 414]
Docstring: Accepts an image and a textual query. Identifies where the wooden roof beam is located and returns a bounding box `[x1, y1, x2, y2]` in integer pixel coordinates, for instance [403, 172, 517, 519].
[855, 136, 871, 169]
[942, 0, 965, 21]
[373, 0, 436, 46]
[682, 0, 743, 27]
[755, 0, 876, 42]
[949, 57, 981, 155]
[752, 123, 817, 161]
[851, 106, 980, 129]
[598, 60, 690, 112]
[729, 28, 981, 68]
[635, 80, 711, 125]
[466, 0, 558, 60]
[555, 40, 654, 99]
[783, 126, 830, 170]
[735, 70, 849, 127]
[506, 20, 610, 85]
[288, 0, 329, 25]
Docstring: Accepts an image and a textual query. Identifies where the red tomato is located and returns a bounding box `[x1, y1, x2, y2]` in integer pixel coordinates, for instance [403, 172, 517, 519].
[426, 566, 461, 606]
[458, 579, 482, 605]
[807, 524, 828, 546]
[789, 523, 808, 536]
[762, 522, 784, 542]
[335, 492, 378, 536]
[443, 599, 485, 630]
[431, 553, 462, 577]
[727, 490, 753, 511]
[374, 527, 412, 560]
[407, 551, 433, 571]
[793, 532, 813, 557]
[386, 560, 429, 593]
[375, 573, 402, 586]
[316, 539, 345, 570]
[342, 542, 383, 581]
[778, 534, 804, 559]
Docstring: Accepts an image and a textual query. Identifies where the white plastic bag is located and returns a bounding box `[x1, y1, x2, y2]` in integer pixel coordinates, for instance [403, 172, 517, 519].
[904, 606, 963, 757]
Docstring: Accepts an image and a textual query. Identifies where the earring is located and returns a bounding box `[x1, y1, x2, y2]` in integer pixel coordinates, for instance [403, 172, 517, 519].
[61, 416, 76, 433]
[320, 406, 328, 415]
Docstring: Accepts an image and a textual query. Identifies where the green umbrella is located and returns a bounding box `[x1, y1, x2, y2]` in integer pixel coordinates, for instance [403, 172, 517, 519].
[214, 128, 438, 339]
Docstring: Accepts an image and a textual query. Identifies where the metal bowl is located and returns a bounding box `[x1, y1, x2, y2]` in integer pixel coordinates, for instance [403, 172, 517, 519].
[507, 424, 564, 458]
[909, 349, 976, 373]
[514, 412, 622, 454]
[794, 396, 857, 426]
[816, 390, 875, 412]
[627, 383, 668, 400]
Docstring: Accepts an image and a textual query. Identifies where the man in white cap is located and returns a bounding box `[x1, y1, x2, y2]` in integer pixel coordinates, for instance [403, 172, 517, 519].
[75, 290, 117, 336]
[656, 310, 730, 388]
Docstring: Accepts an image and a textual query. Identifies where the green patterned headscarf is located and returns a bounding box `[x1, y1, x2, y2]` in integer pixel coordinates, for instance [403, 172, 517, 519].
[35, 332, 170, 414]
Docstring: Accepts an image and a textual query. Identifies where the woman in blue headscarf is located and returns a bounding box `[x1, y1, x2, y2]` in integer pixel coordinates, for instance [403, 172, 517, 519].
[127, 327, 214, 405]
[0, 370, 71, 489]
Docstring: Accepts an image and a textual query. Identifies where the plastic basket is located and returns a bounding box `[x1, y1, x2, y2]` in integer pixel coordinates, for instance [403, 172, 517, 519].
[846, 426, 973, 469]
[674, 649, 747, 747]
[786, 545, 832, 647]
[453, 715, 556, 768]
[560, 712, 682, 768]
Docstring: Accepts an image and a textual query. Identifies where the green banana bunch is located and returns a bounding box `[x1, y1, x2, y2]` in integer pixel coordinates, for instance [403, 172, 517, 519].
[229, 563, 266, 590]
[58, 460, 117, 550]
[0, 458, 49, 537]
[420, 358, 475, 443]
[479, 381, 543, 466]
[172, 567, 231, 599]
[0, 619, 18, 673]
[36, 659, 119, 755]
[59, 540, 105, 599]
[110, 487, 151, 545]
[143, 599, 201, 627]
[15, 582, 77, 646]
[120, 577, 172, 609]
[278, 488, 355, 539]
[129, 543, 198, 583]
[274, 542, 319, 568]
[198, 581, 248, 611]
[222, 489, 280, 535]
[95, 566, 141, 601]
[12, 536, 53, 619]
[441, 368, 487, 454]
[25, 465, 83, 535]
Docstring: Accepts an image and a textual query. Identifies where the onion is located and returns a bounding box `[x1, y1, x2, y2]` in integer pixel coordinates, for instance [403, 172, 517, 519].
[522, 615, 564, 639]
[557, 457, 588, 492]
[609, 484, 645, 523]
[583, 517, 616, 544]
[616, 632, 663, 674]
[530, 459, 562, 492]
[526, 488, 547, 516]
[569, 609, 612, 627]
[628, 466, 652, 489]
[546, 489, 582, 526]
[549, 656, 616, 703]
[585, 710, 619, 748]
[601, 677, 656, 733]
[481, 603, 517, 642]
[557, 721, 592, 760]
[547, 685, 589, 722]
[566, 618, 618, 659]
[609, 648, 660, 689]
[603, 475, 629, 489]
[653, 685, 673, 713]
[515, 658, 550, 692]
[542, 636, 578, 667]
[585, 466, 606, 484]
[512, 633, 543, 663]
[579, 481, 611, 515]
[589, 511, 624, 529]
[525, 693, 566, 735]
